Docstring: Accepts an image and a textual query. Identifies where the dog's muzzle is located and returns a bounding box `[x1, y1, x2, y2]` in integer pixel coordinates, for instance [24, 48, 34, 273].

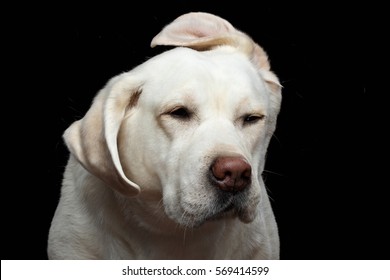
[208, 156, 256, 223]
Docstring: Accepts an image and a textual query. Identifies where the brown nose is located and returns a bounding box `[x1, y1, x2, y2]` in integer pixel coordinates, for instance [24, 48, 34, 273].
[210, 156, 252, 193]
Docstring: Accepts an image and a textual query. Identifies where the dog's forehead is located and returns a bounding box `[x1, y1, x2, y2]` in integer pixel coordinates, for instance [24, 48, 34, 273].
[138, 47, 269, 105]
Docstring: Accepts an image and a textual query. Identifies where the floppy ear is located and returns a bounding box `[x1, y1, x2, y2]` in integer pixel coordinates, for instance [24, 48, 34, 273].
[63, 73, 142, 197]
[151, 12, 281, 95]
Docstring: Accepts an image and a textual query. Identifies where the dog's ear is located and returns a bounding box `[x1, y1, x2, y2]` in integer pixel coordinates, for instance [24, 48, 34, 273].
[151, 12, 281, 94]
[63, 73, 141, 197]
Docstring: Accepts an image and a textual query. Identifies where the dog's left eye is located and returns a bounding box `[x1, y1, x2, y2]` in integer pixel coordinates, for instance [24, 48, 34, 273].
[169, 107, 192, 120]
[243, 114, 265, 124]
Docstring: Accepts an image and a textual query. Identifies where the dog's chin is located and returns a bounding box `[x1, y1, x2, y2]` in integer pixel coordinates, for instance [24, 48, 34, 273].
[174, 204, 257, 229]
[211, 205, 257, 224]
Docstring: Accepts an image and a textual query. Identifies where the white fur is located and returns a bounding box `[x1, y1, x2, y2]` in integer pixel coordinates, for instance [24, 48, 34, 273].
[48, 12, 282, 260]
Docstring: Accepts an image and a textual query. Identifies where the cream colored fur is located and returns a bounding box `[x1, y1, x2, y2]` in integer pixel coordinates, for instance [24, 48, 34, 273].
[48, 12, 282, 260]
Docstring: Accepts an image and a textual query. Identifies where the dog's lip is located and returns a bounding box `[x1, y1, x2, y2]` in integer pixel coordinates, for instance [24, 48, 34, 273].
[219, 190, 247, 211]
[222, 203, 235, 212]
[211, 192, 256, 223]
[207, 208, 236, 222]
[206, 201, 237, 222]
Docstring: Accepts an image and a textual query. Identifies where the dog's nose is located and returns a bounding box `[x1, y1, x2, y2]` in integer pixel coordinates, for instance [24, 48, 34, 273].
[210, 156, 252, 193]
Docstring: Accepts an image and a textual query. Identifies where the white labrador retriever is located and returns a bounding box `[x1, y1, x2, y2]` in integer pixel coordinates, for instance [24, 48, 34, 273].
[48, 12, 282, 260]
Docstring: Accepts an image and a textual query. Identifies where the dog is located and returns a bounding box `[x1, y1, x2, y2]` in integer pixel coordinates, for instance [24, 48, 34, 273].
[47, 12, 282, 260]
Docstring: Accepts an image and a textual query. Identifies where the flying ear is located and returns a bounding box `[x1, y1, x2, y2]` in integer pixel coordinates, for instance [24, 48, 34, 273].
[63, 73, 142, 197]
[151, 12, 237, 50]
[151, 12, 282, 94]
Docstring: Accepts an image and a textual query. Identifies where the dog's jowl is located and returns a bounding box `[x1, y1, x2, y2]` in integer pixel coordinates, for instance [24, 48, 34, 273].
[48, 12, 282, 260]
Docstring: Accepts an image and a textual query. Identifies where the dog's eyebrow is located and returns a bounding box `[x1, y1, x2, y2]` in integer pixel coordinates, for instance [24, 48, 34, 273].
[158, 102, 190, 116]
[158, 93, 196, 115]
[236, 97, 265, 115]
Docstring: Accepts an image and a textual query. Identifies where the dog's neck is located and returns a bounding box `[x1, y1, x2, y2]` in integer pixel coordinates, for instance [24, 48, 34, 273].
[82, 179, 248, 258]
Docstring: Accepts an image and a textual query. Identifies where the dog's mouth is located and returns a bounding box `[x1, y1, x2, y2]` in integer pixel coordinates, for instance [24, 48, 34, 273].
[207, 202, 235, 220]
[168, 185, 258, 228]
[205, 192, 255, 224]
[223, 203, 235, 213]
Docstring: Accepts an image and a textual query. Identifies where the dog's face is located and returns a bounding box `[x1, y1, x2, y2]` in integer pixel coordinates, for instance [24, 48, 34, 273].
[118, 47, 277, 227]
[63, 12, 281, 228]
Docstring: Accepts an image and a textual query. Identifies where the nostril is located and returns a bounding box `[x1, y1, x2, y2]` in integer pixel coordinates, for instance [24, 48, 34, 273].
[210, 156, 252, 192]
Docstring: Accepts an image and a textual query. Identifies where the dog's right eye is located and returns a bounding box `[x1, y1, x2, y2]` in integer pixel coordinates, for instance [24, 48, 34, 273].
[169, 107, 192, 120]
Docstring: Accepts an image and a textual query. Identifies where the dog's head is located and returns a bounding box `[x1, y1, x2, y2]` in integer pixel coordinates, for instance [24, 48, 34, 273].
[64, 12, 282, 228]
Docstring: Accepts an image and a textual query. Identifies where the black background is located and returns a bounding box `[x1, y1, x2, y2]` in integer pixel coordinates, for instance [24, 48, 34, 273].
[3, 1, 387, 260]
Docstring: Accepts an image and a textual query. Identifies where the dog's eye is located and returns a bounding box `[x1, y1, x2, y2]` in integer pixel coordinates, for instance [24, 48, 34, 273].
[169, 107, 192, 120]
[243, 114, 265, 124]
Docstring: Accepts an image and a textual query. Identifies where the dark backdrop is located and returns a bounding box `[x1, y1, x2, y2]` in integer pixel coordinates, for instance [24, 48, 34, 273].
[3, 1, 386, 260]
